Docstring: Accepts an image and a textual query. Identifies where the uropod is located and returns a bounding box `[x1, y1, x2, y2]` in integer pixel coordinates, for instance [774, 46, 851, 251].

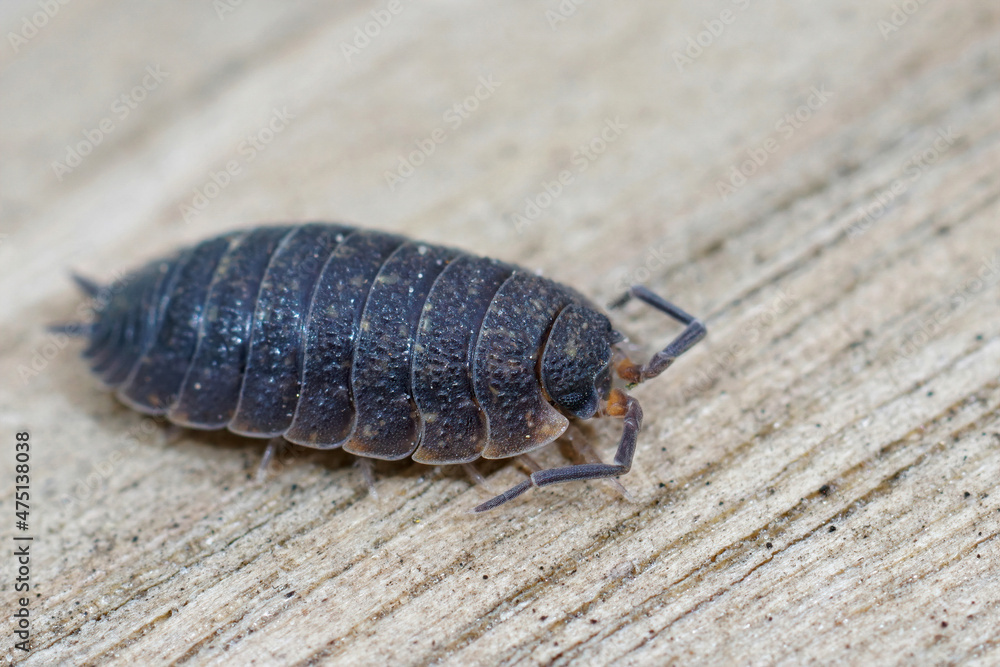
[57, 224, 706, 511]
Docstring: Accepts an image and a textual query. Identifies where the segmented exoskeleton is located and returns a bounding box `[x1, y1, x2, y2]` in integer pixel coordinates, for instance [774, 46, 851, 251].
[59, 223, 706, 511]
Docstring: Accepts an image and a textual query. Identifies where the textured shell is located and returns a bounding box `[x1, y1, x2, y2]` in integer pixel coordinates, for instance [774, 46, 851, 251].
[83, 224, 610, 464]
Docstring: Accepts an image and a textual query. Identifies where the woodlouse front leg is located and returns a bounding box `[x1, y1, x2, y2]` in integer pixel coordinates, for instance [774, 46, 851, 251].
[561, 422, 633, 501]
[472, 390, 643, 513]
[612, 285, 706, 384]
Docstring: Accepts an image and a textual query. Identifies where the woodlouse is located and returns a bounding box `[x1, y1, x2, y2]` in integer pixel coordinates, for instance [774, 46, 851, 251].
[59, 223, 706, 511]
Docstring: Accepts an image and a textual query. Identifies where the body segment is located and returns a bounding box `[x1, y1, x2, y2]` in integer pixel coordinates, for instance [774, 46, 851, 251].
[474, 273, 576, 459]
[230, 224, 348, 436]
[410, 255, 514, 464]
[284, 229, 405, 447]
[345, 241, 460, 459]
[169, 227, 291, 427]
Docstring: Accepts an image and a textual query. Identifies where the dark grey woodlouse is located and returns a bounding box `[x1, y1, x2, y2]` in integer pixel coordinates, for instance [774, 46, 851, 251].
[59, 223, 706, 511]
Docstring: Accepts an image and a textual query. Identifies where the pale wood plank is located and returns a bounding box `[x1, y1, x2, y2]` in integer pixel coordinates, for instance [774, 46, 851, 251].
[2, 2, 998, 665]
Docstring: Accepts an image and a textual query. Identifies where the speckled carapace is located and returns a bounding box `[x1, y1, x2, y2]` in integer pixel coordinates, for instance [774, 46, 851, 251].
[59, 223, 706, 511]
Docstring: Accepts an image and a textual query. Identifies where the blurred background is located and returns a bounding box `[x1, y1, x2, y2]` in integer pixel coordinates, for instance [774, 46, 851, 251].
[2, 2, 999, 665]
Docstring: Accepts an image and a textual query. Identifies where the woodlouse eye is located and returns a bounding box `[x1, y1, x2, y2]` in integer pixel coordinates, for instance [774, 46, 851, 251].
[558, 392, 590, 413]
[540, 305, 616, 420]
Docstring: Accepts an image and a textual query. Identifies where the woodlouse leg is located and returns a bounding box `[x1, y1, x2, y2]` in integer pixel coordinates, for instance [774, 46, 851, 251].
[255, 437, 286, 483]
[562, 423, 634, 502]
[469, 455, 542, 511]
[473, 394, 642, 512]
[517, 454, 543, 473]
[357, 457, 379, 500]
[161, 423, 186, 445]
[612, 285, 706, 384]
[462, 462, 498, 494]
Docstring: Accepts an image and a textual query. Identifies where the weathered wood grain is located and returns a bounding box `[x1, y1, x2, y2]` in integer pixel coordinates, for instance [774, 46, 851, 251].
[1, 1, 998, 665]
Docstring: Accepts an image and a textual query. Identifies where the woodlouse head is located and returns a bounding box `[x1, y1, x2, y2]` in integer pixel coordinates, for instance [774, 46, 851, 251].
[540, 304, 622, 420]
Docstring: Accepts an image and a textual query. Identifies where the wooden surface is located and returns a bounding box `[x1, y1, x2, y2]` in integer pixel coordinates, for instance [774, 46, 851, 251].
[2, 1, 999, 665]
